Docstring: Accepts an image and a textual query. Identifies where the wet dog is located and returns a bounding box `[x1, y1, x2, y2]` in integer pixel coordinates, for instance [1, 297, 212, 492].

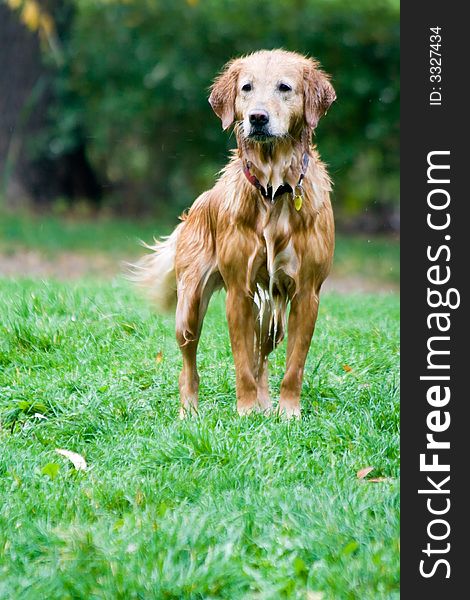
[133, 50, 336, 418]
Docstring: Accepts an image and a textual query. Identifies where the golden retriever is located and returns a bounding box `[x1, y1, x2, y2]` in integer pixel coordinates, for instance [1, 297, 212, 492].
[133, 49, 336, 418]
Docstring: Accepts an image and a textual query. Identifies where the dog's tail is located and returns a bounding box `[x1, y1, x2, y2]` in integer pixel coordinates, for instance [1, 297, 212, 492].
[127, 225, 182, 313]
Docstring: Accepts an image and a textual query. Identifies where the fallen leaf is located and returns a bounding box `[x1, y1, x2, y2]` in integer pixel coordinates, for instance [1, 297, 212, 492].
[307, 592, 324, 600]
[41, 463, 60, 479]
[342, 364, 352, 372]
[156, 351, 163, 364]
[368, 477, 390, 483]
[357, 466, 374, 479]
[33, 413, 47, 420]
[55, 449, 87, 471]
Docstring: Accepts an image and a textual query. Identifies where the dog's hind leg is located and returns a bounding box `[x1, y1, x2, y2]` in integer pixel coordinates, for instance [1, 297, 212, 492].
[173, 198, 220, 418]
[175, 270, 219, 419]
[176, 332, 199, 419]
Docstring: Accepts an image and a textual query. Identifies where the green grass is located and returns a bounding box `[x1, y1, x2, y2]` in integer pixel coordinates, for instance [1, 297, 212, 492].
[333, 236, 399, 285]
[0, 211, 399, 284]
[0, 211, 164, 257]
[0, 275, 399, 599]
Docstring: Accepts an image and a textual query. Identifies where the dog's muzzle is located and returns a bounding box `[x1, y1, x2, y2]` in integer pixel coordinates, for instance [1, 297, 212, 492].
[247, 109, 273, 140]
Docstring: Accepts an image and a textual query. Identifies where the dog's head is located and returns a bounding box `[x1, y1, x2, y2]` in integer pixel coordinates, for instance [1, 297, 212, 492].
[209, 49, 336, 141]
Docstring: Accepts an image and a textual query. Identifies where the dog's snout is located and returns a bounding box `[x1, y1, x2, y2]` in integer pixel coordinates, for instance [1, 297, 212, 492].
[249, 110, 269, 127]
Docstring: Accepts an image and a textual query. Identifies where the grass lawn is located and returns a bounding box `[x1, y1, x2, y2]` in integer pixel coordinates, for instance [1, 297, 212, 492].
[0, 212, 399, 286]
[0, 271, 399, 599]
[0, 211, 399, 598]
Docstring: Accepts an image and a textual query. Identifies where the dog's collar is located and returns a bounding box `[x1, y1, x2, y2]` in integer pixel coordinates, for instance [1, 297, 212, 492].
[242, 152, 309, 202]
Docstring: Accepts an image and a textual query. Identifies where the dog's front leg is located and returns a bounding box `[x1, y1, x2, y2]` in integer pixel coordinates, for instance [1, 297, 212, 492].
[279, 290, 319, 418]
[225, 287, 258, 415]
[218, 229, 261, 415]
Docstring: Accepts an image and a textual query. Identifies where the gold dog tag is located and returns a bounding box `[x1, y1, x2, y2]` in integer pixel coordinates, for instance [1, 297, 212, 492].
[294, 194, 303, 211]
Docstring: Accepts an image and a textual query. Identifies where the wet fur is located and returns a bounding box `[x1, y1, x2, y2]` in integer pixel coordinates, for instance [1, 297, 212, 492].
[132, 50, 336, 418]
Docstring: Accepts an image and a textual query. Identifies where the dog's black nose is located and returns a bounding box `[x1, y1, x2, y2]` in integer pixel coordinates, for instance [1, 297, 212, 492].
[249, 110, 269, 126]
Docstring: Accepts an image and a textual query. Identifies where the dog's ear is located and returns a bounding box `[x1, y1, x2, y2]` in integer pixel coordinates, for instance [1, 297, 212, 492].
[209, 59, 241, 130]
[303, 59, 336, 130]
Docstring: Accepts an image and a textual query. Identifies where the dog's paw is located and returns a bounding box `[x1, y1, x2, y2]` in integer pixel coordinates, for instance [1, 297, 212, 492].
[237, 401, 274, 416]
[257, 397, 274, 413]
[179, 404, 198, 419]
[237, 404, 256, 416]
[277, 404, 301, 419]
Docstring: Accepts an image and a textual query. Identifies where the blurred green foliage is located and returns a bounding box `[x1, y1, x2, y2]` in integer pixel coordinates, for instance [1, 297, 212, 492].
[42, 0, 399, 218]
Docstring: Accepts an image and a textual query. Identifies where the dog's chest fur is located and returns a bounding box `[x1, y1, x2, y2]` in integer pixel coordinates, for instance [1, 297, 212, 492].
[251, 196, 300, 297]
[216, 152, 332, 299]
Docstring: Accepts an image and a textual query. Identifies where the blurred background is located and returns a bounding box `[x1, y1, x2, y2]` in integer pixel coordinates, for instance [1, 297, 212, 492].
[0, 0, 399, 287]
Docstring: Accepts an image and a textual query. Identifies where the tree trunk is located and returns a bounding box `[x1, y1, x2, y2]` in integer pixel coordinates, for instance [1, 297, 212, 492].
[0, 3, 101, 208]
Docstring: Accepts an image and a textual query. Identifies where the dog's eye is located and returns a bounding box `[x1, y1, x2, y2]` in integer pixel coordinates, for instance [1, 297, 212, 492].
[278, 83, 292, 92]
[241, 83, 252, 92]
